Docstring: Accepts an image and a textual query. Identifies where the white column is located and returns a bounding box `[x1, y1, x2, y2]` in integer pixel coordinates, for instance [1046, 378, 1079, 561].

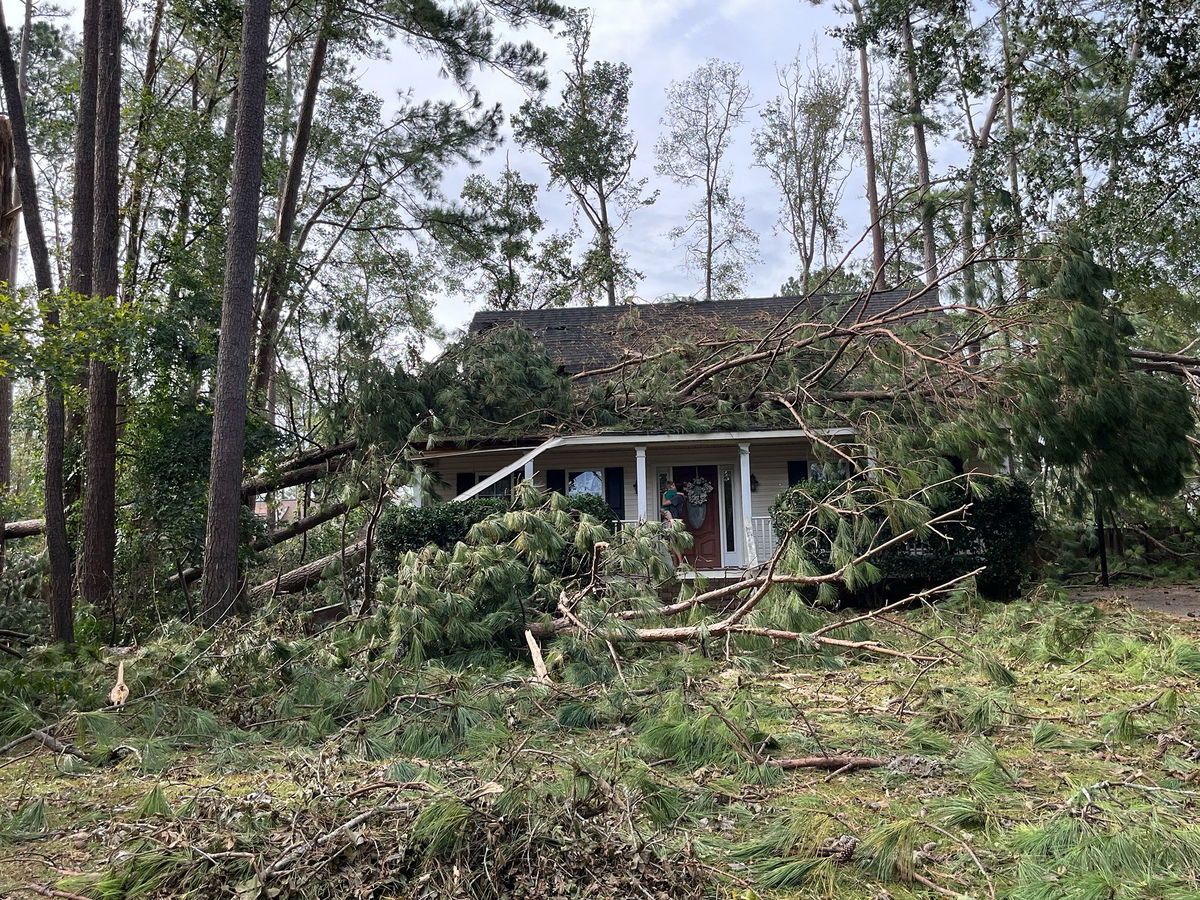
[524, 460, 535, 482]
[739, 442, 757, 566]
[635, 445, 648, 522]
[411, 466, 424, 508]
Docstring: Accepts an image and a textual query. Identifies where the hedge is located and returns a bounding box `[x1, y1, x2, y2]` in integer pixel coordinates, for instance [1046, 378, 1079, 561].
[376, 492, 618, 573]
[770, 478, 1038, 601]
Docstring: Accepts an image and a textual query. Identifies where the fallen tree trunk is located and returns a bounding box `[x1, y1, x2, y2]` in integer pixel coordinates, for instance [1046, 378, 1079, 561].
[169, 494, 365, 587]
[241, 452, 352, 498]
[251, 536, 367, 598]
[2, 518, 44, 539]
[771, 755, 884, 772]
[3, 442, 361, 540]
[0, 727, 88, 760]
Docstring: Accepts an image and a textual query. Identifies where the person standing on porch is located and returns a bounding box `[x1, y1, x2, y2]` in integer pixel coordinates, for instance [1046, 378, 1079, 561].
[661, 481, 685, 566]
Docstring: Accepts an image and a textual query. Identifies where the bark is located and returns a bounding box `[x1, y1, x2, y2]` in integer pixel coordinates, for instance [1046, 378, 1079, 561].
[597, 190, 616, 305]
[252, 8, 330, 404]
[770, 755, 884, 772]
[80, 0, 122, 615]
[0, 5, 26, 578]
[0, 116, 14, 575]
[64, 0, 100, 517]
[118, 0, 166, 308]
[999, 0, 1021, 233]
[0, 5, 70, 640]
[3, 519, 44, 539]
[849, 0, 885, 287]
[250, 536, 368, 598]
[200, 0, 273, 624]
[900, 15, 938, 286]
[240, 452, 353, 497]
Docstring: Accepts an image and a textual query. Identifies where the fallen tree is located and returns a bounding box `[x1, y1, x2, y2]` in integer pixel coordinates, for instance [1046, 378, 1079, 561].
[170, 493, 366, 587]
[1, 441, 362, 543]
[2, 518, 44, 540]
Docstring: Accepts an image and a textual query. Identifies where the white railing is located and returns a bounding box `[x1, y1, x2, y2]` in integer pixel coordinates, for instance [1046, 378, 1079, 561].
[751, 517, 777, 559]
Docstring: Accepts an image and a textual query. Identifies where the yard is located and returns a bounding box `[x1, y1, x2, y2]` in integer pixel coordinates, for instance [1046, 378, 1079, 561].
[2, 587, 1198, 899]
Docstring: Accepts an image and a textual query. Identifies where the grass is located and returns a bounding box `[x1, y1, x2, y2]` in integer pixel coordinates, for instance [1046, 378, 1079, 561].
[0, 589, 1199, 898]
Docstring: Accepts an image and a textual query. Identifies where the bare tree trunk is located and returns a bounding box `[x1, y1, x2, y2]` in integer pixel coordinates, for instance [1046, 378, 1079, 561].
[119, 0, 166, 309]
[80, 0, 122, 618]
[0, 119, 13, 576]
[64, 0, 100, 535]
[900, 15, 938, 286]
[597, 190, 616, 306]
[252, 8, 329, 405]
[0, 6, 70, 640]
[850, 0, 885, 288]
[200, 0, 273, 624]
[999, 0, 1021, 234]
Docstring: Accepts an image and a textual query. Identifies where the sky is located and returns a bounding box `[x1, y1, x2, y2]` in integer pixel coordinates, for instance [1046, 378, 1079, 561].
[0, 0, 864, 338]
[354, 0, 858, 337]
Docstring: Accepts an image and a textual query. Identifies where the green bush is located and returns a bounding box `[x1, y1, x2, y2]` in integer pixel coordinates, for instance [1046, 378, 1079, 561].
[377, 498, 508, 571]
[770, 478, 1038, 601]
[376, 492, 619, 573]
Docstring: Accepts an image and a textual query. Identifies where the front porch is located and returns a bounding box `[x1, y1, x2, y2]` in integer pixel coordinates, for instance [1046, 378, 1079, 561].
[416, 428, 848, 571]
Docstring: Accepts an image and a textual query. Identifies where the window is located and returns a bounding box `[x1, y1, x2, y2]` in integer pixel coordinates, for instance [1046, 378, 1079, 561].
[568, 470, 604, 497]
[477, 473, 516, 498]
[455, 472, 516, 498]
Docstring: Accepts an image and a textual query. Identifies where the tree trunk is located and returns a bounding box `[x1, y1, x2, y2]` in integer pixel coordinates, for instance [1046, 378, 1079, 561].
[0, 117, 14, 576]
[0, 5, 70, 641]
[200, 0, 273, 625]
[999, 0, 1021, 235]
[596, 188, 616, 305]
[119, 0, 166, 309]
[0, 2, 31, 577]
[64, 0, 100, 521]
[900, 16, 938, 286]
[251, 537, 368, 598]
[850, 0, 885, 288]
[3, 518, 43, 539]
[252, 9, 329, 405]
[80, 0, 122, 617]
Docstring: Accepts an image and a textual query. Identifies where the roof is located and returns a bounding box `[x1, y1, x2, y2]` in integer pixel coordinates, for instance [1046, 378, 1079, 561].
[468, 289, 936, 375]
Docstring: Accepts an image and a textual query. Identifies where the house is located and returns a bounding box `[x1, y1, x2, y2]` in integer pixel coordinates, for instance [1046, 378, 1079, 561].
[413, 290, 938, 575]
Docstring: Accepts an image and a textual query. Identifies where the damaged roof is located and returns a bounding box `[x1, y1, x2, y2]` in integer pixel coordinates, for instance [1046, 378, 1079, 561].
[467, 289, 936, 375]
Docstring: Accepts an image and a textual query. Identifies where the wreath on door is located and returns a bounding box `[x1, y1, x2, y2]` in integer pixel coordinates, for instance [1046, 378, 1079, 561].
[682, 476, 714, 528]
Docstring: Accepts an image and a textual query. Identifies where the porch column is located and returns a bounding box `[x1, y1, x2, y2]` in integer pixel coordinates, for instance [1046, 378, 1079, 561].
[739, 442, 758, 566]
[635, 445, 648, 522]
[411, 466, 424, 508]
[524, 460, 535, 482]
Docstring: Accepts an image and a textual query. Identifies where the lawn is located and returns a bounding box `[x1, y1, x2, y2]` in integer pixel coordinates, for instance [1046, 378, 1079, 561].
[2, 587, 1198, 899]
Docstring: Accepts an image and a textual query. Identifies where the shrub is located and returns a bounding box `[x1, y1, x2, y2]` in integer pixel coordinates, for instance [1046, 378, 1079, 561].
[376, 492, 619, 573]
[377, 497, 508, 570]
[770, 477, 1038, 601]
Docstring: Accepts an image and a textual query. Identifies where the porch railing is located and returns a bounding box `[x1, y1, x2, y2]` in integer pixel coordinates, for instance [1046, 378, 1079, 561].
[751, 517, 777, 559]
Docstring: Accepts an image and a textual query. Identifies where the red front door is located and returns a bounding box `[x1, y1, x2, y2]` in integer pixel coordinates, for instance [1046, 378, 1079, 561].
[670, 465, 721, 568]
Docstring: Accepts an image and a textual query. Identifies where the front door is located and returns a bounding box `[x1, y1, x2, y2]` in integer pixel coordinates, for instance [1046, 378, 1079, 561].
[664, 465, 721, 568]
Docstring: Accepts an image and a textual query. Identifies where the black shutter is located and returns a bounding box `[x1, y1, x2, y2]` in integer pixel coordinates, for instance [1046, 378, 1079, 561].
[455, 472, 476, 496]
[546, 469, 566, 495]
[604, 467, 625, 520]
[787, 460, 809, 486]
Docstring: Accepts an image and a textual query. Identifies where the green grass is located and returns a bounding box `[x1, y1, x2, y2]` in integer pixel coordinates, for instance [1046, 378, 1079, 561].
[1, 590, 1199, 899]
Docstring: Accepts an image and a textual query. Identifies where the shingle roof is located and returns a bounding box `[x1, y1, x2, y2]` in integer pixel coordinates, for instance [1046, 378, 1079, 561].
[468, 289, 936, 375]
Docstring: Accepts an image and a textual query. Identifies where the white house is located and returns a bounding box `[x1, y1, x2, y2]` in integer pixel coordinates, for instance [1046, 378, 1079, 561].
[412, 290, 935, 575]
